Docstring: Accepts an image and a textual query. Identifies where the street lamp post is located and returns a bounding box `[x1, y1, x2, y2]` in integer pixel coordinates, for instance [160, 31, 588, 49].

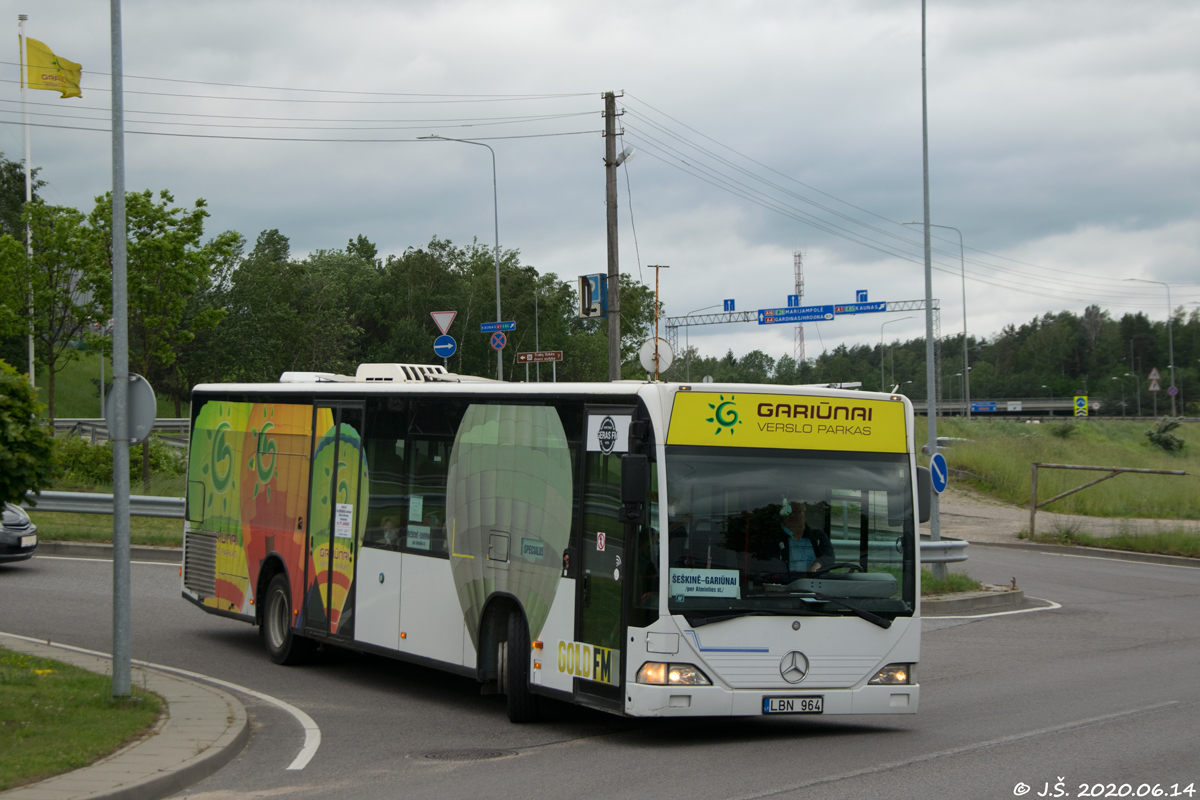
[880, 316, 915, 391]
[420, 135, 503, 381]
[1112, 376, 1125, 417]
[684, 304, 720, 381]
[905, 221, 969, 420]
[953, 372, 961, 412]
[1127, 373, 1140, 416]
[1042, 385, 1053, 417]
[1125, 279, 1175, 415]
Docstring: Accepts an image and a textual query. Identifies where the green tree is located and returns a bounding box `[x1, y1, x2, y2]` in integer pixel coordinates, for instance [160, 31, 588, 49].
[90, 190, 239, 482]
[14, 202, 107, 421]
[0, 151, 43, 368]
[0, 359, 57, 504]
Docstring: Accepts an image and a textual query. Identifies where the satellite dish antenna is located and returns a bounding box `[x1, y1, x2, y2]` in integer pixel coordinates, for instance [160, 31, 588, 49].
[614, 146, 636, 167]
[638, 338, 673, 378]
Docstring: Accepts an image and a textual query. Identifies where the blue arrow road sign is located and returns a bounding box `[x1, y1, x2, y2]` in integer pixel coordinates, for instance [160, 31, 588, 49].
[929, 453, 948, 494]
[758, 305, 834, 325]
[480, 321, 516, 332]
[490, 331, 507, 350]
[433, 335, 456, 358]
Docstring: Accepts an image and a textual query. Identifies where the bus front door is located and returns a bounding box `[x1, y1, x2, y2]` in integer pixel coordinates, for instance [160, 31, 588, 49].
[303, 404, 366, 642]
[575, 432, 628, 711]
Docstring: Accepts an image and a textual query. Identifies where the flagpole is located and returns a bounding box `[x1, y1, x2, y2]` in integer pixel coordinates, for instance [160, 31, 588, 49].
[18, 14, 34, 387]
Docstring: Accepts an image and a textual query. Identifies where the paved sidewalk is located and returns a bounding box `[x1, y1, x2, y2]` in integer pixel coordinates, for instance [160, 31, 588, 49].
[937, 484, 1200, 544]
[0, 634, 248, 800]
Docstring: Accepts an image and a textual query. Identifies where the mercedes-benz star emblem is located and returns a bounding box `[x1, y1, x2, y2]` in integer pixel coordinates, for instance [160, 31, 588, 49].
[779, 651, 809, 684]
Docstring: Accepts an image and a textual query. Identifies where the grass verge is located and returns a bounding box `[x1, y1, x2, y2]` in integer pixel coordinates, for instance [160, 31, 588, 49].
[917, 417, 1199, 520]
[921, 568, 982, 596]
[0, 646, 162, 791]
[27, 512, 183, 548]
[1018, 528, 1200, 558]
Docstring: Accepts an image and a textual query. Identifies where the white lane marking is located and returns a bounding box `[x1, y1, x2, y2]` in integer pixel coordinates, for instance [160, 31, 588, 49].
[35, 555, 178, 566]
[734, 700, 1179, 800]
[1057, 553, 1200, 570]
[0, 631, 320, 770]
[930, 597, 1062, 620]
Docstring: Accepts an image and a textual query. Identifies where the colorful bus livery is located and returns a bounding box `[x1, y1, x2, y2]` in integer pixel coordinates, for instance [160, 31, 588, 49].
[183, 365, 928, 723]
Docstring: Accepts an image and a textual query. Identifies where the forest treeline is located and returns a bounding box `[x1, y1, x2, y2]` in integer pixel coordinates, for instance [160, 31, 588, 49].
[1, 151, 1195, 418]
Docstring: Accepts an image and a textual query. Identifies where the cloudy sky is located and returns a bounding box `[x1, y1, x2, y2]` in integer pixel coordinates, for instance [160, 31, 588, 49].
[5, 0, 1199, 366]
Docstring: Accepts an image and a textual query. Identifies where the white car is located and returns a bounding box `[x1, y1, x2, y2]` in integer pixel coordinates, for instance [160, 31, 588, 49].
[0, 503, 38, 563]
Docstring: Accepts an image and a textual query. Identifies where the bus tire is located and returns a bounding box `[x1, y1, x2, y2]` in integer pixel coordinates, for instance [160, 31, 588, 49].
[262, 575, 313, 665]
[505, 610, 542, 723]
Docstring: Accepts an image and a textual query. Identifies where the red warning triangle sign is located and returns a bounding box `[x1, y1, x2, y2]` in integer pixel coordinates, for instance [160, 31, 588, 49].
[1148, 367, 1161, 381]
[430, 311, 457, 335]
[1149, 379, 1161, 392]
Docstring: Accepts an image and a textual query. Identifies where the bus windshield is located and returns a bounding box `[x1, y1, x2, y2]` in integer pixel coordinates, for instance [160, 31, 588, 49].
[664, 446, 915, 622]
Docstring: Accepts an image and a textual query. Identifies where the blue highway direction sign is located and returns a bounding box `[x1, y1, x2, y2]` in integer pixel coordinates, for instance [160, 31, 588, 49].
[481, 321, 516, 332]
[929, 453, 948, 494]
[433, 335, 456, 358]
[971, 401, 997, 413]
[758, 305, 834, 325]
[834, 301, 887, 315]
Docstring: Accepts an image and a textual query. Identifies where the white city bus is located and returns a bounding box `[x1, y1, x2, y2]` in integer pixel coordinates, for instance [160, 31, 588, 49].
[181, 363, 929, 722]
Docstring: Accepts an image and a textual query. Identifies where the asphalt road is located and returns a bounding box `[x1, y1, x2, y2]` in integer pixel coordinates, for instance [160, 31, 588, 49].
[1, 545, 1197, 800]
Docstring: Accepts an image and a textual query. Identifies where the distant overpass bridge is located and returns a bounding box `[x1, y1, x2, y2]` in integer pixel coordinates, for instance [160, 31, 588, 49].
[911, 398, 1079, 417]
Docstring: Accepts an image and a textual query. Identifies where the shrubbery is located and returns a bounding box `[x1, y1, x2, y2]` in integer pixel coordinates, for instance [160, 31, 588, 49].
[55, 435, 186, 487]
[0, 360, 58, 503]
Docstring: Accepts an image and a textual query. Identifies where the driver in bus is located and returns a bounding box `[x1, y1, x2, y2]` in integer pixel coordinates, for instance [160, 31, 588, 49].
[780, 498, 836, 574]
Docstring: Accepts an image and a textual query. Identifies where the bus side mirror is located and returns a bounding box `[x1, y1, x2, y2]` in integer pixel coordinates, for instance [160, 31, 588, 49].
[621, 454, 648, 505]
[619, 454, 648, 524]
[916, 467, 932, 523]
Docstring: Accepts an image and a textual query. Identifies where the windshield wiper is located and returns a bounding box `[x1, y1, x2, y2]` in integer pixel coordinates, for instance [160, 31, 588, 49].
[799, 592, 892, 629]
[685, 609, 836, 628]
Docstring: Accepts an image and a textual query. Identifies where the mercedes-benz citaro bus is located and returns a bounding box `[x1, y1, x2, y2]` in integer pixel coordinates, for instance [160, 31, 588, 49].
[181, 363, 931, 723]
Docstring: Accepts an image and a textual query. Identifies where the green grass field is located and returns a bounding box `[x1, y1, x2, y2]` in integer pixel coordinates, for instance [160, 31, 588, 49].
[0, 647, 161, 791]
[33, 350, 182, 419]
[919, 417, 1198, 520]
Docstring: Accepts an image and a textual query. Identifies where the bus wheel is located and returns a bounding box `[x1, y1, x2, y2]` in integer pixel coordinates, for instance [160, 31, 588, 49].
[262, 575, 313, 665]
[505, 610, 542, 723]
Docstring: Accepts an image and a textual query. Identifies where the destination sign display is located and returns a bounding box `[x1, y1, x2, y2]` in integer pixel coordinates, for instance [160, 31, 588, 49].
[758, 305, 834, 325]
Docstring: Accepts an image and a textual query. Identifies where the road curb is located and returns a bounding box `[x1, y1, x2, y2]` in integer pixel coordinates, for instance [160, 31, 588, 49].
[35, 542, 181, 564]
[923, 588, 1025, 614]
[969, 540, 1200, 568]
[0, 634, 248, 800]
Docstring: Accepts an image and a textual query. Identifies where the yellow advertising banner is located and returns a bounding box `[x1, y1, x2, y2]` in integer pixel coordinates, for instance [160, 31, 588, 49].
[667, 391, 907, 454]
[21, 37, 81, 98]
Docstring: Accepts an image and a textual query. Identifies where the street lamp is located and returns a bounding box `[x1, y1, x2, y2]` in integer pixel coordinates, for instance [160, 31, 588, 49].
[684, 304, 721, 381]
[880, 316, 915, 391]
[1111, 376, 1125, 417]
[953, 372, 962, 412]
[1042, 385, 1053, 417]
[1125, 278, 1175, 415]
[1126, 373, 1140, 416]
[905, 221, 970, 420]
[420, 134, 503, 381]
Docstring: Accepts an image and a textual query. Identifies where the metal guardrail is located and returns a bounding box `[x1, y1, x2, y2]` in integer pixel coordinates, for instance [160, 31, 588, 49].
[920, 539, 969, 564]
[24, 491, 967, 561]
[53, 418, 190, 449]
[23, 491, 185, 519]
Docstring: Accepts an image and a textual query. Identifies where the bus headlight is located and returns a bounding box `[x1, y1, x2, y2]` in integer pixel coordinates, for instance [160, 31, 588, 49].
[636, 662, 712, 686]
[868, 664, 913, 685]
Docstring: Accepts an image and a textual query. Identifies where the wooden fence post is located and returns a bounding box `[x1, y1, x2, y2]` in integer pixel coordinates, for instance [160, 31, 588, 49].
[1029, 463, 1039, 539]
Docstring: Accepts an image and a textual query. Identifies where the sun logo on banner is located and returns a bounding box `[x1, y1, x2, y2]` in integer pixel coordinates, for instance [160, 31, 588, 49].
[706, 395, 742, 435]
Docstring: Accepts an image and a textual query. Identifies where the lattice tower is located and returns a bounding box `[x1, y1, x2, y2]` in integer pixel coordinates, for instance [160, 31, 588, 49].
[793, 250, 805, 361]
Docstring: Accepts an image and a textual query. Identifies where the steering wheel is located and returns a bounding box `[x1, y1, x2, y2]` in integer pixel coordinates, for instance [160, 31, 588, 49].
[808, 562, 865, 578]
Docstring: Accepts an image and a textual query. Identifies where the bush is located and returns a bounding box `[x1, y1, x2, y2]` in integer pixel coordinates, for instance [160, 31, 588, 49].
[1145, 418, 1186, 453]
[1048, 420, 1077, 440]
[55, 435, 185, 486]
[0, 360, 58, 504]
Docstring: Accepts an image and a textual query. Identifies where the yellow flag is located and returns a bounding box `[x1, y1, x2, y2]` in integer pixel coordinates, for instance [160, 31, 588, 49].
[21, 37, 81, 98]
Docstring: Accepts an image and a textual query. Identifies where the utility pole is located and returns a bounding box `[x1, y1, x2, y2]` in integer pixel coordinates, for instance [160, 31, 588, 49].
[920, 0, 944, 579]
[604, 91, 621, 381]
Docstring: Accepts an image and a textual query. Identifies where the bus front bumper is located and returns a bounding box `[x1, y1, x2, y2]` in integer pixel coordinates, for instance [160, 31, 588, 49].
[625, 681, 919, 717]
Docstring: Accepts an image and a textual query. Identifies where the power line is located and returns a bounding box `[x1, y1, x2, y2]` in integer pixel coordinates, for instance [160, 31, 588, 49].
[0, 63, 593, 99]
[0, 118, 603, 143]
